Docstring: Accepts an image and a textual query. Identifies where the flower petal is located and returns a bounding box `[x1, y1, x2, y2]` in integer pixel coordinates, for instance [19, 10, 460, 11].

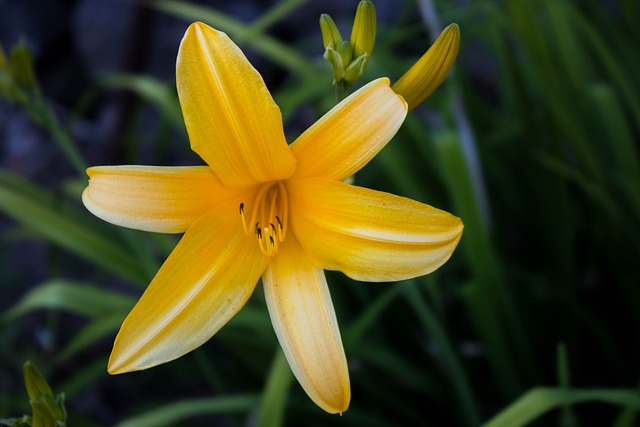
[290, 78, 407, 181]
[82, 165, 237, 233]
[177, 22, 296, 188]
[392, 23, 460, 111]
[262, 235, 350, 414]
[288, 178, 463, 281]
[108, 196, 269, 374]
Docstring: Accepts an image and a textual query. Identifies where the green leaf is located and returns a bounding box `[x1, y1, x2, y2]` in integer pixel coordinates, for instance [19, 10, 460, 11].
[256, 351, 293, 427]
[114, 395, 259, 427]
[483, 387, 640, 427]
[54, 313, 129, 363]
[0, 171, 149, 284]
[147, 0, 316, 78]
[3, 281, 135, 322]
[403, 282, 481, 427]
[101, 74, 184, 132]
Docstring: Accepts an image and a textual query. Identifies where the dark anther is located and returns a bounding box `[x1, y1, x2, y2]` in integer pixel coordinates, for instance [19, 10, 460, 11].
[239, 202, 244, 214]
[275, 216, 283, 229]
[269, 236, 275, 246]
[257, 228, 262, 239]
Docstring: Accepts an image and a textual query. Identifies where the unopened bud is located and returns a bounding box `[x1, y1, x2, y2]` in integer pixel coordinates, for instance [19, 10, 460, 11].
[22, 361, 67, 427]
[350, 0, 376, 63]
[320, 14, 342, 50]
[337, 40, 352, 70]
[24, 361, 53, 401]
[9, 42, 37, 92]
[392, 23, 460, 110]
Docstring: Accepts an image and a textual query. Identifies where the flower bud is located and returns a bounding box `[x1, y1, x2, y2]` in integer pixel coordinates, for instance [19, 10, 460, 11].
[9, 42, 37, 92]
[23, 361, 53, 401]
[392, 23, 460, 110]
[320, 14, 342, 50]
[350, 0, 376, 64]
[21, 361, 67, 427]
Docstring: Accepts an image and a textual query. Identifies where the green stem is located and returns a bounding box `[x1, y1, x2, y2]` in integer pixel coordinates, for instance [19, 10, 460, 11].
[334, 80, 347, 103]
[29, 96, 87, 176]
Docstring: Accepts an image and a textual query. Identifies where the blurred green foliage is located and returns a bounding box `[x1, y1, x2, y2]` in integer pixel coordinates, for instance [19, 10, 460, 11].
[1, 0, 639, 425]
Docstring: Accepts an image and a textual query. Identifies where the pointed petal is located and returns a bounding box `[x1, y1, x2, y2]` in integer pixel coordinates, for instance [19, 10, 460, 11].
[262, 235, 350, 414]
[108, 196, 269, 373]
[290, 78, 407, 181]
[392, 23, 460, 111]
[82, 165, 238, 233]
[288, 178, 463, 281]
[176, 22, 296, 188]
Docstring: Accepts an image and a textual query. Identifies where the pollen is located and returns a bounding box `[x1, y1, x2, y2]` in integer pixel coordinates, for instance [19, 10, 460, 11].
[240, 181, 288, 256]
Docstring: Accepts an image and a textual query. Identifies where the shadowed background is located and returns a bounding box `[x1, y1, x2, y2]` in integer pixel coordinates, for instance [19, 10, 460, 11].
[1, 0, 639, 426]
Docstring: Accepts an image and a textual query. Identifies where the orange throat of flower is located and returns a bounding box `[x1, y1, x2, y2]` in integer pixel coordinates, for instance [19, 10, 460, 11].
[240, 181, 289, 257]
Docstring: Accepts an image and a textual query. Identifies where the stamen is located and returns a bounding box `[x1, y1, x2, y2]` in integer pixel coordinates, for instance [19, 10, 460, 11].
[241, 181, 289, 257]
[278, 181, 289, 241]
[239, 202, 248, 233]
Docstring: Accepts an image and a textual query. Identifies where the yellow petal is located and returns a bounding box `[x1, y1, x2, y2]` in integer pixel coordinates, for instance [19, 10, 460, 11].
[177, 22, 296, 188]
[108, 196, 269, 373]
[290, 78, 407, 181]
[392, 23, 460, 111]
[262, 234, 350, 414]
[288, 178, 463, 281]
[82, 165, 237, 233]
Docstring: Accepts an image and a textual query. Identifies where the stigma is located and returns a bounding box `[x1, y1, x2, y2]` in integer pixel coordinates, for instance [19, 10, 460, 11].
[239, 181, 288, 256]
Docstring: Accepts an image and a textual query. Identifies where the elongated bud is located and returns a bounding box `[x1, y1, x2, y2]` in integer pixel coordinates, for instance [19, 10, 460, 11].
[24, 361, 54, 401]
[21, 361, 67, 427]
[337, 40, 352, 70]
[320, 14, 342, 50]
[392, 23, 460, 110]
[350, 0, 376, 63]
[9, 42, 37, 92]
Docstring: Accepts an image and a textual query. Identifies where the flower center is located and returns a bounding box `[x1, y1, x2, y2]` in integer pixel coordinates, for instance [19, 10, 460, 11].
[239, 181, 289, 257]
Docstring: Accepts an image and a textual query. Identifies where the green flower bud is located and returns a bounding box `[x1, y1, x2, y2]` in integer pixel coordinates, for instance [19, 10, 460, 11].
[9, 42, 37, 92]
[350, 0, 376, 63]
[20, 362, 66, 427]
[23, 361, 53, 401]
[337, 40, 352, 70]
[320, 14, 342, 50]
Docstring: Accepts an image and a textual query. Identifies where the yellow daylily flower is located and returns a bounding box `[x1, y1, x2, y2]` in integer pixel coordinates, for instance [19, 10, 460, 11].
[82, 22, 463, 414]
